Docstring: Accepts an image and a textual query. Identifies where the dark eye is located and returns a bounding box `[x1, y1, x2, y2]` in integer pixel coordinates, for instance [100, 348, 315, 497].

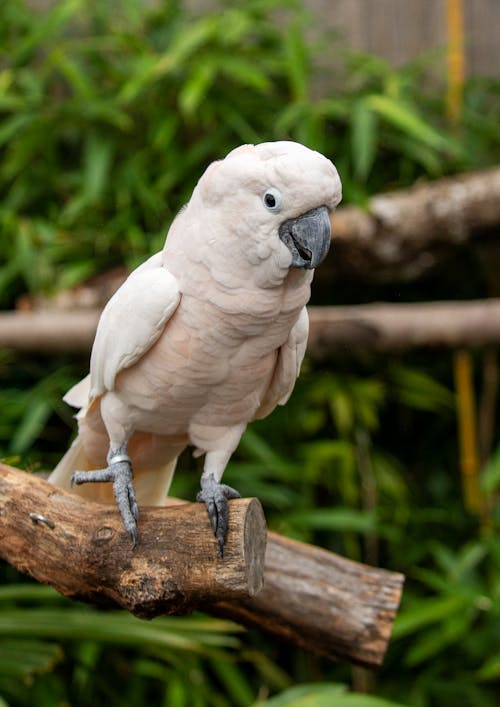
[262, 187, 282, 212]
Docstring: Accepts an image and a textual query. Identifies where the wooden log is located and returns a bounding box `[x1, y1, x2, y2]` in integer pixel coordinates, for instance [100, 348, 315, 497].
[2, 299, 500, 356]
[0, 463, 403, 667]
[0, 463, 266, 616]
[307, 299, 500, 357]
[327, 166, 500, 282]
[0, 309, 100, 353]
[213, 531, 403, 667]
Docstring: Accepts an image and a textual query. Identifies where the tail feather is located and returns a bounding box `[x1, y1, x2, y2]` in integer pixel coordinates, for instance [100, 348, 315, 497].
[49, 435, 90, 491]
[49, 434, 178, 506]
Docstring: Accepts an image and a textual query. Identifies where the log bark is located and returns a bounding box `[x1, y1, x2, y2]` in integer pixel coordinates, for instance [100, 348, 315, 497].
[0, 309, 100, 353]
[0, 463, 266, 616]
[2, 299, 500, 356]
[0, 463, 403, 667]
[307, 299, 500, 357]
[327, 166, 500, 282]
[213, 531, 403, 667]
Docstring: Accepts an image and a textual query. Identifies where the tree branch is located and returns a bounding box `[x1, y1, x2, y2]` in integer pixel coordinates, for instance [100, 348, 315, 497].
[0, 463, 403, 667]
[327, 166, 500, 281]
[0, 463, 266, 615]
[2, 299, 500, 356]
[307, 299, 500, 357]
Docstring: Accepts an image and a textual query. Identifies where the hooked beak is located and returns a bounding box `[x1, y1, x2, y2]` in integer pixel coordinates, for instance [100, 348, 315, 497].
[278, 205, 331, 269]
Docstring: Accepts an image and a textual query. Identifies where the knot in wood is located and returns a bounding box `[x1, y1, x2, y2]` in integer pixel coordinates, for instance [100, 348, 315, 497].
[93, 526, 115, 544]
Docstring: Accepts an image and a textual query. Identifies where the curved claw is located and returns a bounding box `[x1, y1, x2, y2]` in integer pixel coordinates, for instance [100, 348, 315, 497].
[197, 475, 241, 557]
[71, 460, 139, 547]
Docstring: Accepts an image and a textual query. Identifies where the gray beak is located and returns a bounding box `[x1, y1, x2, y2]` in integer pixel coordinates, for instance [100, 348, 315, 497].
[278, 206, 331, 269]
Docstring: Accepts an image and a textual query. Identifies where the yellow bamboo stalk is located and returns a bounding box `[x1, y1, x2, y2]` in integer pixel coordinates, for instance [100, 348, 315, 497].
[453, 350, 482, 514]
[446, 2, 482, 516]
[446, 0, 465, 124]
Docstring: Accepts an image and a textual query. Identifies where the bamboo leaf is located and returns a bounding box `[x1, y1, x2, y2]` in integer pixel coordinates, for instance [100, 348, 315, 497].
[286, 508, 376, 533]
[481, 443, 500, 492]
[258, 683, 409, 707]
[351, 100, 378, 181]
[0, 639, 62, 680]
[283, 21, 309, 101]
[220, 58, 271, 92]
[179, 63, 216, 117]
[210, 657, 255, 707]
[477, 653, 500, 681]
[10, 397, 52, 454]
[82, 132, 113, 204]
[0, 609, 242, 653]
[366, 94, 449, 150]
[404, 610, 472, 666]
[392, 595, 471, 639]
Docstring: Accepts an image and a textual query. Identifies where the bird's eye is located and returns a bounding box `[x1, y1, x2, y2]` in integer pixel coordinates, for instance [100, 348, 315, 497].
[262, 188, 282, 212]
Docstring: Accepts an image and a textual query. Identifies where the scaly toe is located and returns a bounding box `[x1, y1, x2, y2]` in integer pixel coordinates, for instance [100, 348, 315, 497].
[197, 475, 241, 557]
[69, 461, 139, 547]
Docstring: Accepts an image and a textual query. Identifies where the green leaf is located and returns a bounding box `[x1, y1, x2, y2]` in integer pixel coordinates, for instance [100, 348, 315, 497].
[220, 58, 271, 92]
[404, 610, 472, 666]
[210, 657, 255, 707]
[283, 21, 309, 101]
[0, 69, 13, 96]
[257, 683, 346, 706]
[82, 132, 113, 204]
[11, 0, 84, 65]
[351, 100, 378, 181]
[481, 443, 500, 493]
[0, 639, 62, 681]
[179, 63, 216, 117]
[329, 390, 354, 436]
[365, 94, 449, 150]
[258, 683, 409, 707]
[0, 584, 63, 603]
[10, 397, 52, 454]
[477, 653, 500, 681]
[389, 365, 454, 412]
[119, 17, 218, 102]
[0, 608, 242, 653]
[0, 114, 35, 148]
[49, 49, 95, 99]
[392, 594, 471, 640]
[286, 508, 376, 533]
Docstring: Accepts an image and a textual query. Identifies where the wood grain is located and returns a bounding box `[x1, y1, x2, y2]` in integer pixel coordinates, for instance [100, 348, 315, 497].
[0, 463, 266, 616]
[0, 463, 404, 666]
[214, 531, 404, 667]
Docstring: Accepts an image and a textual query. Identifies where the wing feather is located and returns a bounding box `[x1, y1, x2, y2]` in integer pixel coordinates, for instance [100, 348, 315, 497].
[254, 307, 309, 420]
[89, 254, 181, 400]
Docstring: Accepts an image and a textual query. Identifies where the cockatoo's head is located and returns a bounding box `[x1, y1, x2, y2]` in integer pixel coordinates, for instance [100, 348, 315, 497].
[166, 141, 342, 289]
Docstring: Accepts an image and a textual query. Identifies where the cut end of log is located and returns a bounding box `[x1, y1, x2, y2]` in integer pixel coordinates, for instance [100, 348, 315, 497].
[242, 497, 267, 597]
[214, 532, 405, 668]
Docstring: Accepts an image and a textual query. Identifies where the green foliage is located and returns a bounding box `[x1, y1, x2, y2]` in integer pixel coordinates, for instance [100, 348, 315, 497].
[258, 682, 409, 706]
[2, 0, 500, 706]
[2, 0, 500, 306]
[0, 582, 293, 706]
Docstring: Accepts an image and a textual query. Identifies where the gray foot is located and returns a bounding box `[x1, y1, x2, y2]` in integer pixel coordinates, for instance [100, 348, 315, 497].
[71, 453, 139, 546]
[196, 473, 241, 557]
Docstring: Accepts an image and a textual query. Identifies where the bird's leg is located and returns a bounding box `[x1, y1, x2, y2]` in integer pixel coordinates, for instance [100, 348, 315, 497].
[196, 448, 241, 557]
[71, 445, 139, 546]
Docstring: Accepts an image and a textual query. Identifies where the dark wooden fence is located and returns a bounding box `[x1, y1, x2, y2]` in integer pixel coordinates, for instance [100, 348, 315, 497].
[309, 0, 499, 77]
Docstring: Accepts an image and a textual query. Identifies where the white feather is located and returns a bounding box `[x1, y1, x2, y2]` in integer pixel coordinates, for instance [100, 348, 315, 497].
[254, 307, 309, 419]
[89, 254, 181, 399]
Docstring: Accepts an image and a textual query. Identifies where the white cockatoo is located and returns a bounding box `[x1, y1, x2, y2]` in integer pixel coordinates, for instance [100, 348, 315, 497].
[49, 141, 342, 554]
